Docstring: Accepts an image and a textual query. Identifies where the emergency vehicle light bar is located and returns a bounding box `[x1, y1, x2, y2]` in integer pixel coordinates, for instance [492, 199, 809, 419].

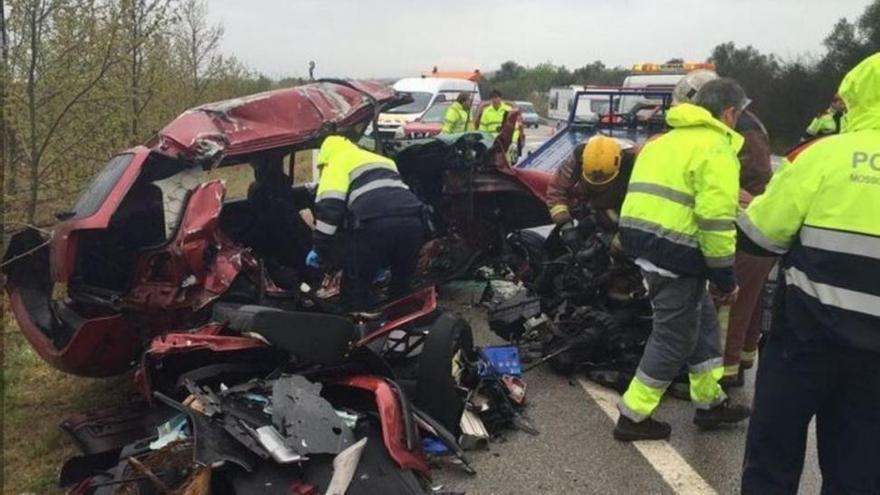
[631, 62, 716, 73]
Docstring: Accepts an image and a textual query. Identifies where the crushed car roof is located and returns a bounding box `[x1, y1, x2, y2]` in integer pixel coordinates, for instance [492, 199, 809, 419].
[152, 80, 402, 157]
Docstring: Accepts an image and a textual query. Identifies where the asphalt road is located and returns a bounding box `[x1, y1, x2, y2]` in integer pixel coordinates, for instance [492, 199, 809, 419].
[431, 283, 823, 495]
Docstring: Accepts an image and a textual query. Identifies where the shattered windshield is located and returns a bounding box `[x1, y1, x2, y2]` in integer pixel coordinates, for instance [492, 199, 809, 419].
[386, 92, 433, 114]
[420, 101, 452, 123]
[70, 154, 134, 219]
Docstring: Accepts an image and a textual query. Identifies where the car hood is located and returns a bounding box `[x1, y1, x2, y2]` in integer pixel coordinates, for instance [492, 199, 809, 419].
[153, 80, 406, 158]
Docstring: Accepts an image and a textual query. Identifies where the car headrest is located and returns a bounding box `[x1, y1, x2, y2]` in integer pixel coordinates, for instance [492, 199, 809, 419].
[212, 303, 357, 366]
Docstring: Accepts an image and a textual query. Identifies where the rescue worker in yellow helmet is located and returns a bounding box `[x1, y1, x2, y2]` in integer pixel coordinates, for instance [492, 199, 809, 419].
[440, 92, 473, 134]
[309, 136, 425, 311]
[545, 135, 637, 248]
[803, 93, 846, 139]
[740, 52, 880, 494]
[613, 78, 752, 441]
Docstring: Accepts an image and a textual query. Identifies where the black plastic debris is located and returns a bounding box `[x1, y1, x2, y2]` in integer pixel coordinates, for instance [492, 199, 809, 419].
[487, 287, 541, 342]
[271, 375, 355, 455]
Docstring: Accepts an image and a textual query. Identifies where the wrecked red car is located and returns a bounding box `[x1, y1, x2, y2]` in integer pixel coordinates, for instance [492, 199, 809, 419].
[4, 80, 416, 377]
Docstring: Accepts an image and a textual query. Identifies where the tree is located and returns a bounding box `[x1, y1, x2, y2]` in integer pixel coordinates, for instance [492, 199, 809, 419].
[174, 0, 223, 105]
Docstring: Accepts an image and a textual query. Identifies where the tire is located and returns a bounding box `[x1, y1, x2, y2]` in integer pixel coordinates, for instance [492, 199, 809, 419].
[414, 313, 476, 436]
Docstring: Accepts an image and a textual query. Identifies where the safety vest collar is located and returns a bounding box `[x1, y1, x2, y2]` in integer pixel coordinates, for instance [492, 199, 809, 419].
[666, 103, 745, 153]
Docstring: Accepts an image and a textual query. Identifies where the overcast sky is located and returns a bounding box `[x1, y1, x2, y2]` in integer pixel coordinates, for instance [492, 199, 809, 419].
[208, 0, 871, 79]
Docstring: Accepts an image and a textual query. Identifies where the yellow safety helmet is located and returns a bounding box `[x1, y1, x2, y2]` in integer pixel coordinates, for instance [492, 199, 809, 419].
[580, 135, 622, 185]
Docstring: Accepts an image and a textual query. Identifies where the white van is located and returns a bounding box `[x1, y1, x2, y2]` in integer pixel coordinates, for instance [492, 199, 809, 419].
[618, 63, 715, 114]
[549, 85, 619, 123]
[377, 77, 480, 138]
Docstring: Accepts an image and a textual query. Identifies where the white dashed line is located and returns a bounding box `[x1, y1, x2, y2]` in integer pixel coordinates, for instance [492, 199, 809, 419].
[576, 378, 718, 495]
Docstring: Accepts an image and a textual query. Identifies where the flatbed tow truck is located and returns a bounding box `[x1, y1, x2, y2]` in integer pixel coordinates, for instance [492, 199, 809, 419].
[516, 87, 673, 173]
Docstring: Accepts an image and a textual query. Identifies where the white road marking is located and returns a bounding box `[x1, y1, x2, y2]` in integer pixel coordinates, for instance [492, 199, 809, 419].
[576, 378, 718, 495]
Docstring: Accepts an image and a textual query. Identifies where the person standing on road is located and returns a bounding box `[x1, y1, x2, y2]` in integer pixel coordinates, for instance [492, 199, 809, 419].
[308, 136, 425, 311]
[672, 70, 776, 388]
[613, 78, 753, 441]
[545, 135, 637, 248]
[802, 93, 846, 139]
[477, 89, 512, 137]
[440, 92, 474, 134]
[740, 52, 880, 495]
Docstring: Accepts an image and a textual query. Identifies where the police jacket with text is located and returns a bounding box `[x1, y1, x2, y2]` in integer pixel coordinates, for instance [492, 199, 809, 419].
[738, 53, 880, 352]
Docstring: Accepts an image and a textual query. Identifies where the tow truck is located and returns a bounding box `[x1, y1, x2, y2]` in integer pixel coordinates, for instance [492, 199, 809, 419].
[518, 86, 674, 173]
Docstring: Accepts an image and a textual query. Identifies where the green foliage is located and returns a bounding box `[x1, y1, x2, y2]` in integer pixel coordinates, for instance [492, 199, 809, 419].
[710, 0, 880, 150]
[2, 0, 280, 225]
[480, 59, 628, 115]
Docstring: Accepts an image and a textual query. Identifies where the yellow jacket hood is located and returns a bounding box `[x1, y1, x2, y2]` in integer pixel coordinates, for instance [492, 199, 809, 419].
[317, 135, 356, 167]
[838, 52, 880, 132]
[666, 103, 745, 152]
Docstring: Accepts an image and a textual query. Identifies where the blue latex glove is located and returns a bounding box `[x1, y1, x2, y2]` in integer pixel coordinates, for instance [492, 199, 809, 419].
[305, 249, 321, 268]
[373, 268, 391, 283]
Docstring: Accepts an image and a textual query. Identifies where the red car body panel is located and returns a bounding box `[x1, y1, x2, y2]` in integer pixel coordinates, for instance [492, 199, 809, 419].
[6, 289, 139, 376]
[127, 180, 244, 312]
[152, 80, 400, 159]
[336, 375, 431, 476]
[51, 148, 152, 283]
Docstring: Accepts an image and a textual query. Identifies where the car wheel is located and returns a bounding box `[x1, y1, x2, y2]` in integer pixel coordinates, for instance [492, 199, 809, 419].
[414, 313, 477, 436]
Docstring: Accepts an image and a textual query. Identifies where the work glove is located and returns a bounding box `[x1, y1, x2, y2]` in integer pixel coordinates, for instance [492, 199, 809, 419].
[560, 222, 580, 250]
[305, 249, 321, 269]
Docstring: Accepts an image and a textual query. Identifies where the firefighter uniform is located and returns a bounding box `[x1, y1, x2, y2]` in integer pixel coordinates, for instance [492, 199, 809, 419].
[313, 136, 425, 311]
[617, 102, 742, 423]
[440, 100, 472, 134]
[740, 53, 880, 494]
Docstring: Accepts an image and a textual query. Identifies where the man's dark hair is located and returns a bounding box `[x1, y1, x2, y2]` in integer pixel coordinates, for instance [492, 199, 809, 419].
[694, 78, 749, 118]
[490, 89, 502, 98]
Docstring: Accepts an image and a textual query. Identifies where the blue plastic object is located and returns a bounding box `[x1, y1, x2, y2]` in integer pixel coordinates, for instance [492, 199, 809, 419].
[305, 249, 320, 268]
[422, 437, 451, 456]
[479, 345, 523, 377]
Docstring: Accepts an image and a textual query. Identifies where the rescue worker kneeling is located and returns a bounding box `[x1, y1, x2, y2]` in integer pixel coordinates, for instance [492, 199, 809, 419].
[309, 136, 425, 312]
[614, 78, 752, 441]
[545, 134, 636, 248]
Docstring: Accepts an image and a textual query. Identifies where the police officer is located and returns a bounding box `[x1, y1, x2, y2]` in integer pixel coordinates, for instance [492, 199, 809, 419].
[613, 78, 752, 441]
[309, 136, 425, 311]
[739, 53, 880, 494]
[440, 92, 473, 134]
[803, 93, 846, 139]
[545, 135, 636, 248]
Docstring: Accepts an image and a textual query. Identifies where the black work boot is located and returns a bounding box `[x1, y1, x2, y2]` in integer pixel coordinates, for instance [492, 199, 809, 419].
[719, 368, 745, 390]
[693, 399, 751, 430]
[613, 415, 672, 441]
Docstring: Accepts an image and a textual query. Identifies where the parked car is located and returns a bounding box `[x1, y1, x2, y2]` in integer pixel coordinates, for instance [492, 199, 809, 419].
[514, 100, 541, 128]
[395, 100, 452, 139]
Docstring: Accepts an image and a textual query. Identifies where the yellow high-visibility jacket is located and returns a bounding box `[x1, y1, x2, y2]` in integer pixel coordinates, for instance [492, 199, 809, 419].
[619, 103, 743, 291]
[478, 103, 512, 137]
[739, 52, 880, 351]
[440, 101, 472, 134]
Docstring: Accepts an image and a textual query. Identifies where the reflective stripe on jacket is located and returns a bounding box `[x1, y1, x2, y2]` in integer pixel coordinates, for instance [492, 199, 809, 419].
[314, 136, 422, 249]
[478, 103, 511, 137]
[619, 103, 743, 291]
[441, 101, 471, 134]
[739, 54, 880, 351]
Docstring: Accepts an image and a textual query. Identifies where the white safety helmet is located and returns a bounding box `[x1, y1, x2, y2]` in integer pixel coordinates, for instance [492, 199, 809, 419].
[672, 69, 720, 105]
